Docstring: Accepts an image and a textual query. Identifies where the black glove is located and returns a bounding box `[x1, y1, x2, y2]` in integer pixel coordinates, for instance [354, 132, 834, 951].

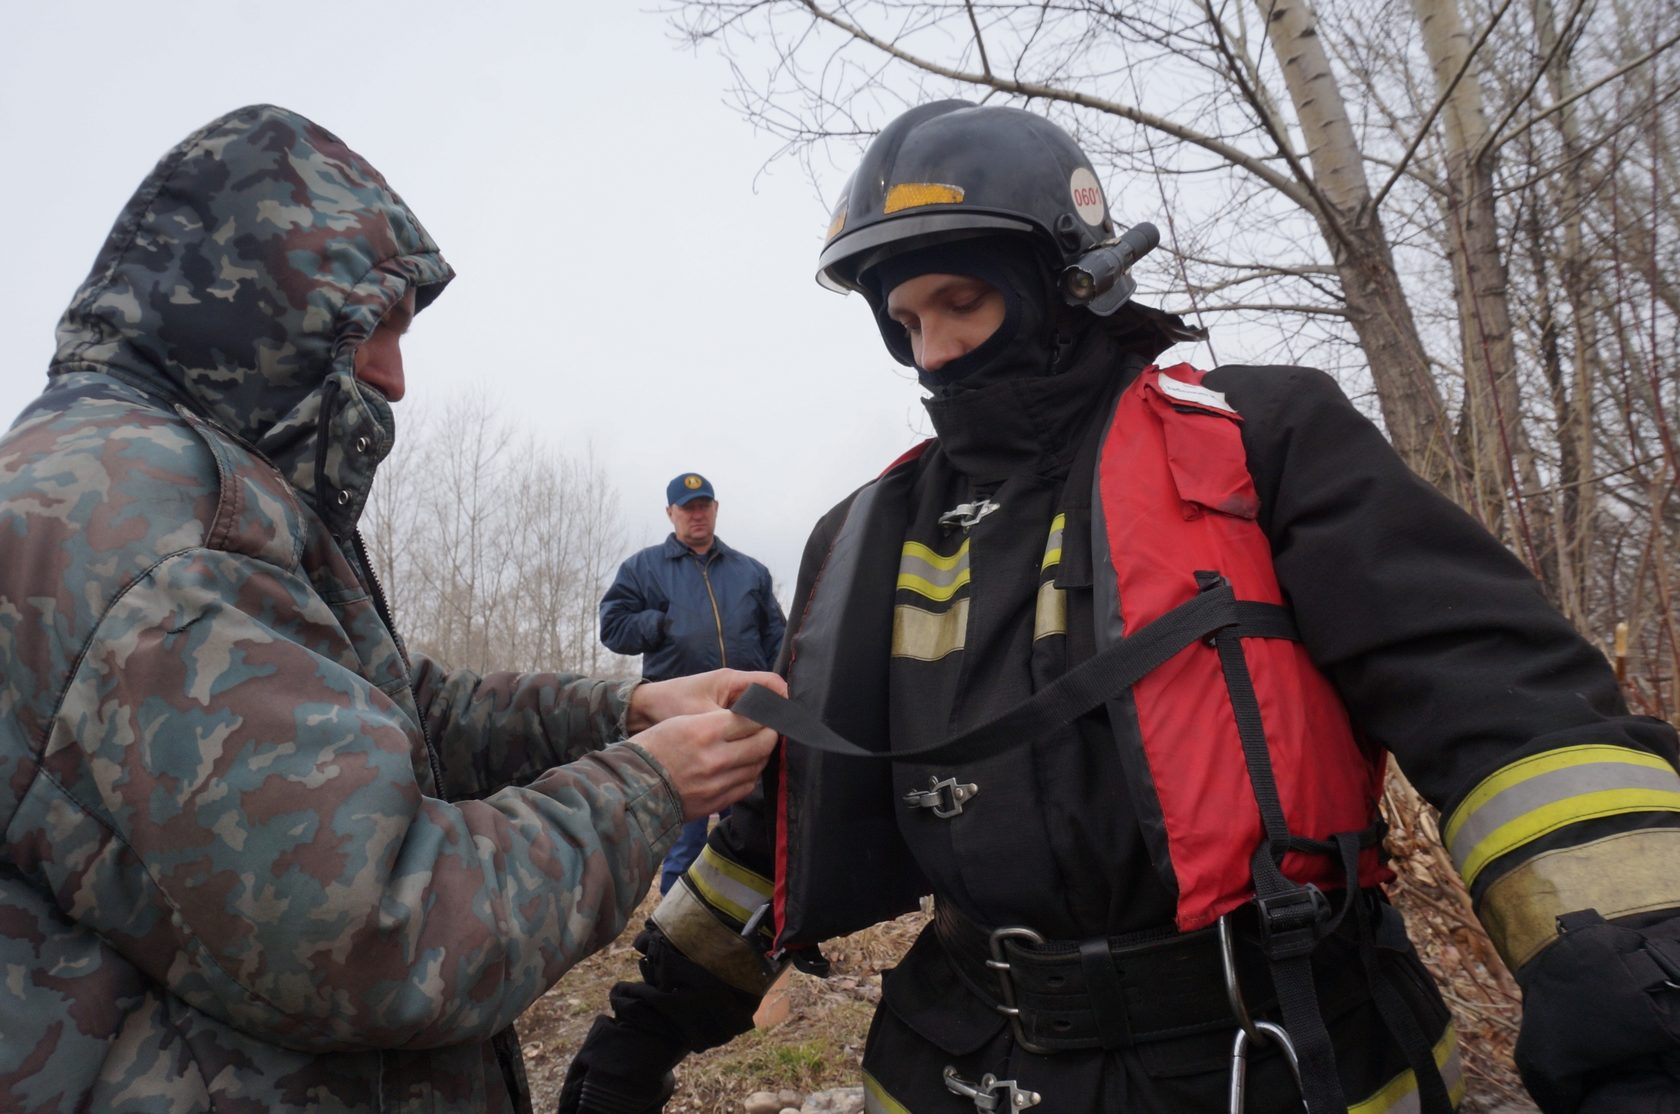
[557, 1016, 682, 1114]
[1516, 910, 1680, 1112]
[558, 922, 767, 1113]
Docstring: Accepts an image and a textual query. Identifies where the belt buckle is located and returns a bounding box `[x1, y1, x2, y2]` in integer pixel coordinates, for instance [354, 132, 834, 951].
[1252, 884, 1330, 961]
[985, 925, 1054, 1055]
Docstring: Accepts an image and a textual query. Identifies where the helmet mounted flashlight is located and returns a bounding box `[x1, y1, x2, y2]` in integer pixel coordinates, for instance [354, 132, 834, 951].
[1061, 222, 1161, 315]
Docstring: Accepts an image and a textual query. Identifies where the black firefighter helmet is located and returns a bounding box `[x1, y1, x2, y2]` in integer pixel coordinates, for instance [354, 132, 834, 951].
[816, 99, 1160, 319]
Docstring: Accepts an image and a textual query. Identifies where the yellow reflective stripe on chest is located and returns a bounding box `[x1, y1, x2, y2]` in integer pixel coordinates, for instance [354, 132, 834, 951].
[1444, 744, 1680, 887]
[1040, 512, 1066, 572]
[897, 538, 970, 601]
[893, 599, 970, 661]
[1035, 513, 1068, 639]
[895, 536, 970, 659]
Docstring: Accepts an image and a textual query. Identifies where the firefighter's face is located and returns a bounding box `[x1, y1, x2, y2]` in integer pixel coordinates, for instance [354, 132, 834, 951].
[884, 273, 1007, 372]
[668, 497, 718, 551]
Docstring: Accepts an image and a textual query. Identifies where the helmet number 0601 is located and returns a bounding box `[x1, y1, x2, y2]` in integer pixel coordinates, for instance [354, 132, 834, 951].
[1070, 167, 1106, 225]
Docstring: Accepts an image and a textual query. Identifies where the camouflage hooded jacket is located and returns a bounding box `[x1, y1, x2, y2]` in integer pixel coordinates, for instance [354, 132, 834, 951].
[0, 106, 683, 1113]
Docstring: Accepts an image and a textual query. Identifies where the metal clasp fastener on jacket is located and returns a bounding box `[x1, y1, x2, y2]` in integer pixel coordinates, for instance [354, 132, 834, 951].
[903, 775, 979, 818]
[938, 498, 1000, 532]
[942, 1066, 1041, 1112]
[1218, 914, 1304, 1114]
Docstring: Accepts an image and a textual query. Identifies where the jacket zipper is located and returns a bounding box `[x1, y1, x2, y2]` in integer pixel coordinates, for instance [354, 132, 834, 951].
[353, 530, 447, 796]
[699, 556, 729, 667]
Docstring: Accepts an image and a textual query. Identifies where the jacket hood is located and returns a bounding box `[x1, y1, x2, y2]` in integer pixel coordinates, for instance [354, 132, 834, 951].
[49, 104, 453, 535]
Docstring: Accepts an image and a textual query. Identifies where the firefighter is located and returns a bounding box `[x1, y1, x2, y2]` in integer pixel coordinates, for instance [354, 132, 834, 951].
[560, 100, 1680, 1113]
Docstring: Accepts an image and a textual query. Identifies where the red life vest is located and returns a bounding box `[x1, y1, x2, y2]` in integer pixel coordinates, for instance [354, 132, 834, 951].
[769, 364, 1388, 947]
[1101, 364, 1388, 932]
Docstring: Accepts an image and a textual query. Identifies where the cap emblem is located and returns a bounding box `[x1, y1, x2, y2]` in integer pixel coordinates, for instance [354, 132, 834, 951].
[684, 475, 703, 490]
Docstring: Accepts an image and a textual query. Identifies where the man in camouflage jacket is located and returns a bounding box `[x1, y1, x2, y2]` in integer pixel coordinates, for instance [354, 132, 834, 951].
[0, 105, 779, 1113]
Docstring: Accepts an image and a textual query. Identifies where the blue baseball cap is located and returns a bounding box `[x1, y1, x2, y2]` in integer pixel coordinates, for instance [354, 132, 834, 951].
[667, 472, 715, 506]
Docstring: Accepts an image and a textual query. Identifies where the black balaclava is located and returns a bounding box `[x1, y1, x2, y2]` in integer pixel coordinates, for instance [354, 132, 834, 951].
[864, 236, 1139, 482]
[864, 237, 1063, 395]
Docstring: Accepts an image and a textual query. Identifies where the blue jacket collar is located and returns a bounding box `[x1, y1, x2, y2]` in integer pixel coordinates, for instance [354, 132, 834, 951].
[662, 533, 733, 560]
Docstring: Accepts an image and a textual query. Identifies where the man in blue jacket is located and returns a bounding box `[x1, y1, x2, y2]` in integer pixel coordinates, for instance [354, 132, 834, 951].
[601, 473, 788, 892]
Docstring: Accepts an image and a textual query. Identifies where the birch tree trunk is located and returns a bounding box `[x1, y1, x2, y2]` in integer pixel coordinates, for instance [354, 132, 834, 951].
[1533, 0, 1599, 624]
[1260, 0, 1462, 492]
[1413, 0, 1541, 547]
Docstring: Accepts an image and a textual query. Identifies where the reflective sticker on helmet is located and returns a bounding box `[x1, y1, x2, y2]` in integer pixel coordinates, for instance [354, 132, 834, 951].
[1070, 168, 1106, 225]
[884, 182, 966, 214]
[826, 199, 847, 242]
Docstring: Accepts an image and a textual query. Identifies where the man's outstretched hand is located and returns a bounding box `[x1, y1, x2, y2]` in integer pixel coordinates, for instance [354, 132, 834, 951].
[626, 669, 784, 732]
[626, 670, 786, 821]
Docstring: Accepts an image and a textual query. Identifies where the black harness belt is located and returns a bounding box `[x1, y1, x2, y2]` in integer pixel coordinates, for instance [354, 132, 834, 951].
[931, 900, 1373, 1055]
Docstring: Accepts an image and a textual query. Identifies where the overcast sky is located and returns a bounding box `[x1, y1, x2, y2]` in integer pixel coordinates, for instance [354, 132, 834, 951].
[0, 2, 1210, 602]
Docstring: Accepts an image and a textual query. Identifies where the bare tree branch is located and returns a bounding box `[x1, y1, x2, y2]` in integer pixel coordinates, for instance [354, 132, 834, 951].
[794, 0, 1317, 208]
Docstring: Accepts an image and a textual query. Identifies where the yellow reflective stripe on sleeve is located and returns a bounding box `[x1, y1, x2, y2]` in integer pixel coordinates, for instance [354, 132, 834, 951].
[1444, 745, 1680, 887]
[686, 844, 773, 927]
[1479, 828, 1680, 970]
[893, 599, 970, 661]
[1041, 512, 1066, 572]
[898, 539, 971, 602]
[863, 1071, 912, 1114]
[1033, 579, 1067, 640]
[1348, 1024, 1465, 1114]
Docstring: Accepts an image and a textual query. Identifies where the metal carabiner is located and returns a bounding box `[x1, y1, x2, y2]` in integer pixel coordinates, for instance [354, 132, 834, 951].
[1218, 914, 1305, 1114]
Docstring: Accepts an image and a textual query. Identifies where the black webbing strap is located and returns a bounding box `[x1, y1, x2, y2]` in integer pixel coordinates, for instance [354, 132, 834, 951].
[1205, 570, 1345, 1114]
[1207, 573, 1449, 1112]
[1351, 848, 1456, 1112]
[732, 583, 1296, 766]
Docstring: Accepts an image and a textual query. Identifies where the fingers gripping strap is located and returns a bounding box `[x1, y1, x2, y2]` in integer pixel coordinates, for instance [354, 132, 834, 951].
[736, 586, 1296, 764]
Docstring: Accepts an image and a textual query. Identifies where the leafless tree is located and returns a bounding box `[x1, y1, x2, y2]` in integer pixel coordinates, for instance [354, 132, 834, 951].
[363, 395, 638, 680]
